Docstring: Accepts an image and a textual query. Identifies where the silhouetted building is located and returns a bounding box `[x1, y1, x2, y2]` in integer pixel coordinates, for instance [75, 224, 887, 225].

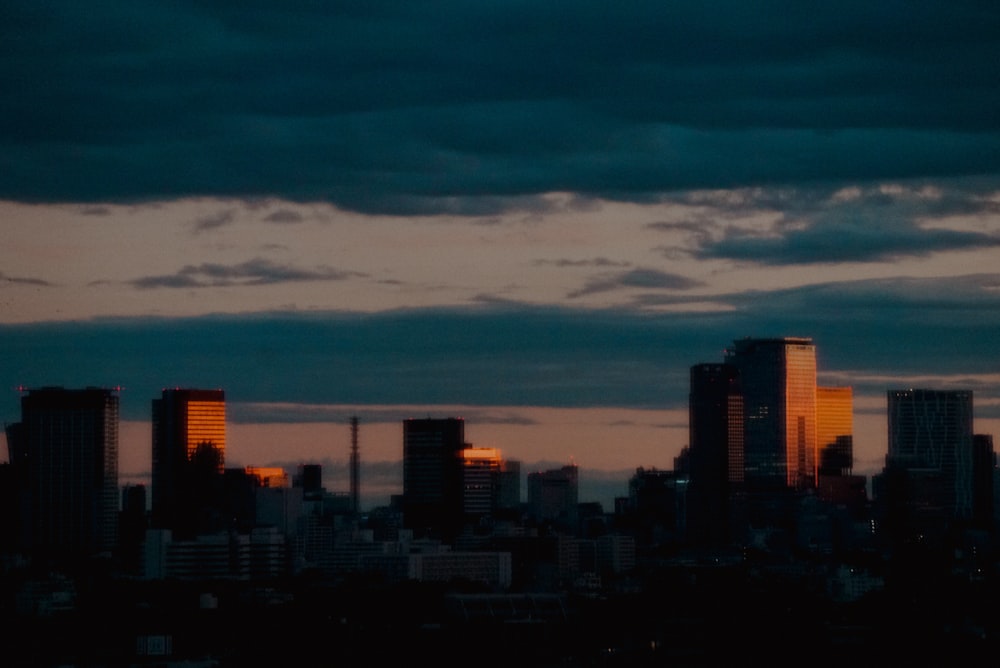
[527, 465, 579, 530]
[462, 447, 503, 518]
[620, 467, 686, 548]
[6, 387, 120, 566]
[687, 363, 743, 546]
[497, 459, 521, 514]
[725, 337, 818, 492]
[972, 434, 995, 530]
[118, 484, 148, 575]
[151, 388, 227, 537]
[294, 463, 324, 500]
[402, 417, 466, 539]
[880, 389, 974, 538]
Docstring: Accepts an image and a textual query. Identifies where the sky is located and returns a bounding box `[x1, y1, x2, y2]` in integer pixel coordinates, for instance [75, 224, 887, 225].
[2, 1, 999, 509]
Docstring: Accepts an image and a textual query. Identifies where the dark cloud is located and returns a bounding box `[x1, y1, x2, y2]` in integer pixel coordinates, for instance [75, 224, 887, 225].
[2, 2, 998, 214]
[3, 273, 997, 424]
[130, 257, 364, 288]
[644, 181, 1000, 265]
[532, 257, 630, 268]
[568, 268, 704, 298]
[698, 216, 1000, 265]
[262, 209, 305, 224]
[193, 210, 237, 232]
[1, 272, 51, 287]
[228, 402, 540, 427]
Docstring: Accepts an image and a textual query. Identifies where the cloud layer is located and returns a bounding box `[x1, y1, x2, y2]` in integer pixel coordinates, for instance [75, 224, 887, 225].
[3, 2, 999, 213]
[3, 271, 998, 422]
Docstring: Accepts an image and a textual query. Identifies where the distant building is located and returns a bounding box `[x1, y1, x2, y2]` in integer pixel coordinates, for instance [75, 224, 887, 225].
[245, 466, 290, 488]
[143, 527, 286, 581]
[973, 434, 996, 530]
[462, 447, 503, 518]
[881, 389, 975, 534]
[621, 467, 687, 547]
[402, 417, 467, 539]
[527, 465, 579, 529]
[687, 363, 743, 546]
[496, 459, 521, 513]
[817, 386, 853, 476]
[118, 484, 148, 576]
[815, 386, 867, 510]
[725, 337, 818, 492]
[5, 387, 120, 565]
[294, 463, 324, 500]
[150, 388, 226, 536]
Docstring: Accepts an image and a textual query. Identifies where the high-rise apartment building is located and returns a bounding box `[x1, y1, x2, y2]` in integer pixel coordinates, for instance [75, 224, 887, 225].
[887, 388, 974, 521]
[151, 388, 226, 534]
[6, 387, 119, 563]
[687, 363, 743, 545]
[726, 337, 818, 491]
[402, 417, 466, 538]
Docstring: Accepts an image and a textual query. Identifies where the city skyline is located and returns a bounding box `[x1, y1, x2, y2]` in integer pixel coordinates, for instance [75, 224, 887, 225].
[2, 3, 999, 508]
[2, 343, 994, 513]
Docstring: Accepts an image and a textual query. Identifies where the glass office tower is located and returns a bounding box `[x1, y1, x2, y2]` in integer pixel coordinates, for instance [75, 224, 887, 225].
[726, 337, 817, 491]
[817, 386, 854, 476]
[151, 388, 226, 533]
[887, 388, 974, 520]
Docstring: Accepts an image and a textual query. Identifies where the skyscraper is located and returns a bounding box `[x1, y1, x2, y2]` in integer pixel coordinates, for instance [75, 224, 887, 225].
[527, 465, 579, 528]
[462, 447, 503, 518]
[726, 337, 817, 491]
[972, 434, 995, 530]
[151, 388, 226, 534]
[402, 417, 466, 539]
[887, 388, 974, 521]
[688, 363, 743, 545]
[817, 386, 853, 476]
[7, 387, 120, 564]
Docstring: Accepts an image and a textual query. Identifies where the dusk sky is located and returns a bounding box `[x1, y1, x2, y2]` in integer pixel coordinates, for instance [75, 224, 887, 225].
[2, 2, 999, 508]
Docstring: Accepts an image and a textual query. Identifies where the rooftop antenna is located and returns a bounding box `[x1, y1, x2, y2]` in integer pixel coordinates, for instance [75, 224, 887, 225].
[350, 415, 360, 515]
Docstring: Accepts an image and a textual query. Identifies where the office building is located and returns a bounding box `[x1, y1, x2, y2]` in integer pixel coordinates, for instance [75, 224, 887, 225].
[496, 459, 522, 514]
[726, 337, 818, 491]
[402, 417, 466, 539]
[621, 467, 687, 547]
[817, 386, 853, 476]
[972, 434, 995, 530]
[462, 447, 503, 518]
[6, 387, 120, 564]
[151, 388, 226, 535]
[886, 388, 974, 522]
[527, 465, 579, 529]
[687, 363, 743, 545]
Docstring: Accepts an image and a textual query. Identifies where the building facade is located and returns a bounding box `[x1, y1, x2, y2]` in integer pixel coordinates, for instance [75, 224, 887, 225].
[726, 337, 818, 491]
[687, 363, 744, 546]
[886, 389, 974, 522]
[7, 387, 120, 564]
[151, 388, 227, 535]
[402, 417, 467, 539]
[527, 465, 579, 529]
[817, 386, 854, 476]
[462, 447, 503, 518]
